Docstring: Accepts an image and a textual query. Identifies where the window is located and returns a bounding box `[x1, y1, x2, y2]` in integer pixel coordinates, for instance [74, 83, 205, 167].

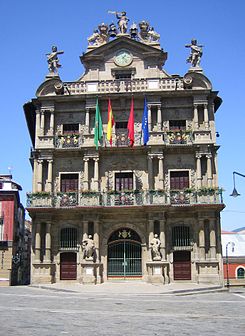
[169, 120, 186, 131]
[115, 122, 128, 147]
[63, 124, 79, 135]
[116, 122, 127, 130]
[237, 267, 245, 279]
[172, 226, 190, 247]
[115, 172, 133, 191]
[0, 182, 3, 189]
[170, 171, 189, 190]
[60, 174, 79, 192]
[60, 228, 78, 249]
[115, 73, 132, 80]
[0, 216, 4, 241]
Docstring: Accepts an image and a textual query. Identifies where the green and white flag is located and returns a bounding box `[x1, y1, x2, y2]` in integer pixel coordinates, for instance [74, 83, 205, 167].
[94, 98, 103, 150]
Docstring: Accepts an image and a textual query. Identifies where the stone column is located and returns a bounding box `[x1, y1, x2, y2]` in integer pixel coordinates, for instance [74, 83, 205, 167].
[50, 109, 54, 135]
[193, 104, 199, 130]
[158, 155, 164, 189]
[157, 105, 162, 131]
[47, 159, 53, 192]
[206, 154, 213, 187]
[40, 110, 45, 136]
[159, 218, 166, 260]
[94, 220, 100, 262]
[93, 158, 99, 191]
[148, 219, 154, 260]
[148, 105, 152, 132]
[210, 218, 216, 260]
[204, 104, 209, 129]
[33, 159, 38, 192]
[83, 158, 89, 190]
[35, 109, 41, 137]
[35, 222, 41, 262]
[196, 154, 202, 188]
[85, 108, 90, 133]
[37, 159, 43, 192]
[198, 219, 205, 260]
[148, 155, 153, 190]
[44, 222, 51, 263]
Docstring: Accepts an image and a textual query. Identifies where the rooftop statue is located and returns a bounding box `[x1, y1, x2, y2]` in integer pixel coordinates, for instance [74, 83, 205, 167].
[185, 39, 203, 67]
[108, 11, 129, 34]
[46, 46, 64, 74]
[86, 13, 160, 48]
[87, 23, 109, 46]
[138, 21, 160, 43]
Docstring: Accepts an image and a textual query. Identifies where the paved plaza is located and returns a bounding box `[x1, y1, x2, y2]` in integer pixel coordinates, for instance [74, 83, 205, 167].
[0, 284, 244, 335]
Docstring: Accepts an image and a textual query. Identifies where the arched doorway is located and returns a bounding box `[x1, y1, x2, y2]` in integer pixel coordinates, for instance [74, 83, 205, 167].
[60, 252, 77, 280]
[107, 228, 142, 279]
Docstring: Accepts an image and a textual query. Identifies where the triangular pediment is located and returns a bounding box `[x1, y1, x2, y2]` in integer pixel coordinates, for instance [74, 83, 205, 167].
[79, 36, 168, 81]
[81, 35, 167, 60]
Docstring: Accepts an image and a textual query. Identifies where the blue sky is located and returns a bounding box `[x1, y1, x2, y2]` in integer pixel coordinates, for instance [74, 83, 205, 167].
[0, 0, 244, 231]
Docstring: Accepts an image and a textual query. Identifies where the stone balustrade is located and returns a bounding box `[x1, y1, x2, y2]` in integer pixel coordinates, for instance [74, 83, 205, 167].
[63, 78, 184, 95]
[26, 189, 223, 208]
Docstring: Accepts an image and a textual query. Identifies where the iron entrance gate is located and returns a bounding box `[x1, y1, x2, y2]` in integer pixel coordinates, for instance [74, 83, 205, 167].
[108, 241, 142, 278]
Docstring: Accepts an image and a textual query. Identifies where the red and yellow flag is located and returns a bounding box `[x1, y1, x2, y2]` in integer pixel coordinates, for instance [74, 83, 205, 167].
[107, 98, 115, 146]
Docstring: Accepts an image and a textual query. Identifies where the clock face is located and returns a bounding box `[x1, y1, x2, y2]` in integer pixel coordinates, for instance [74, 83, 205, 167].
[114, 50, 133, 67]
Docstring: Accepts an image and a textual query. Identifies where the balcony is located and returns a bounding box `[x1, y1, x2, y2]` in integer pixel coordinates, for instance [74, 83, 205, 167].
[62, 78, 184, 96]
[166, 130, 193, 145]
[55, 135, 81, 148]
[26, 189, 223, 209]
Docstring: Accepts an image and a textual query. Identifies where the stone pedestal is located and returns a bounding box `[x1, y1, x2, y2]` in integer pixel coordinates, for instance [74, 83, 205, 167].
[146, 261, 169, 284]
[196, 261, 222, 285]
[80, 261, 102, 284]
[32, 262, 55, 284]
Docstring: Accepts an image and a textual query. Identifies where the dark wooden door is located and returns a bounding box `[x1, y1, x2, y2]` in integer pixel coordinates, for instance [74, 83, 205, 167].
[60, 252, 77, 280]
[173, 251, 191, 280]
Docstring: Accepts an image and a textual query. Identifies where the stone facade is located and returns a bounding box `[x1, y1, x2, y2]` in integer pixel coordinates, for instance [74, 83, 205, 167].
[24, 17, 224, 285]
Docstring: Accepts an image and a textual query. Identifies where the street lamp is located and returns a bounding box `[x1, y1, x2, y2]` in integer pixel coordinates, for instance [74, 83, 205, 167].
[230, 171, 245, 197]
[225, 241, 235, 288]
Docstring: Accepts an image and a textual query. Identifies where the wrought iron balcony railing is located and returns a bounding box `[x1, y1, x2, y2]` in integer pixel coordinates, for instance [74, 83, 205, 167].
[26, 189, 223, 208]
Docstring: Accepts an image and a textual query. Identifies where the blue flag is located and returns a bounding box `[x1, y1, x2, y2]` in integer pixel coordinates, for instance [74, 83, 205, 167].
[142, 97, 149, 145]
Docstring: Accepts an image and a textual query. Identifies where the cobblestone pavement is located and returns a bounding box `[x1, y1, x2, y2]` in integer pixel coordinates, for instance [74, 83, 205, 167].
[0, 286, 244, 336]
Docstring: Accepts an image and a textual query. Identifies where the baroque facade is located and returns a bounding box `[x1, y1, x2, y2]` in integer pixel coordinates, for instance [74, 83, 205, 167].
[24, 14, 224, 285]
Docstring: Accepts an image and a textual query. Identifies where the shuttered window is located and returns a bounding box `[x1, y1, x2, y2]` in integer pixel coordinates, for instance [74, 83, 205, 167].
[170, 171, 189, 190]
[60, 174, 78, 192]
[115, 172, 133, 191]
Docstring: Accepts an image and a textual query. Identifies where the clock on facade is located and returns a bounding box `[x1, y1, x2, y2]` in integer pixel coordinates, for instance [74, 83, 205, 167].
[114, 50, 133, 67]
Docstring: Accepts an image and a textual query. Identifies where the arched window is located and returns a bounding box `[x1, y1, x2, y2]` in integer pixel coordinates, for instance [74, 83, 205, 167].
[237, 267, 245, 279]
[60, 227, 78, 249]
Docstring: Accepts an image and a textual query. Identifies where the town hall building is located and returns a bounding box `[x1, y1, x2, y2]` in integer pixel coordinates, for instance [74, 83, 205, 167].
[24, 12, 224, 285]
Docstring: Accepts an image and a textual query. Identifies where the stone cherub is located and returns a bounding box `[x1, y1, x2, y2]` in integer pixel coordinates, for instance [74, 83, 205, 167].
[150, 234, 161, 261]
[46, 46, 64, 74]
[185, 39, 203, 67]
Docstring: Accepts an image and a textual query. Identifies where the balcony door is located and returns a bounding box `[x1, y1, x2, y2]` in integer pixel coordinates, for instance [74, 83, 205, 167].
[115, 172, 133, 191]
[114, 172, 133, 205]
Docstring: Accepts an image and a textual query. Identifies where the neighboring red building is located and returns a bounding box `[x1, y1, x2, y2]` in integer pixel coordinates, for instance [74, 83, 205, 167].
[0, 174, 29, 285]
[222, 230, 245, 286]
